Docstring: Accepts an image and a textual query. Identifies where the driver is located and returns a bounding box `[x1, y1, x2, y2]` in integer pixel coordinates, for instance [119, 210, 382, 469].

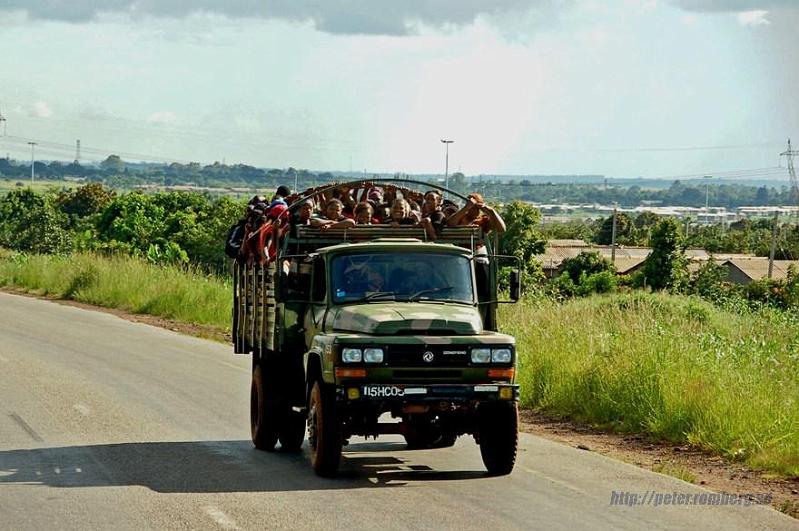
[343, 261, 385, 295]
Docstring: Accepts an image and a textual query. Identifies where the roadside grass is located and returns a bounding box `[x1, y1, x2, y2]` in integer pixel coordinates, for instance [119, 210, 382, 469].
[500, 293, 799, 478]
[0, 250, 231, 329]
[652, 463, 697, 484]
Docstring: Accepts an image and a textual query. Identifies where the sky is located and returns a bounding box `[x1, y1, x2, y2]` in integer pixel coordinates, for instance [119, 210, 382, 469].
[0, 0, 797, 180]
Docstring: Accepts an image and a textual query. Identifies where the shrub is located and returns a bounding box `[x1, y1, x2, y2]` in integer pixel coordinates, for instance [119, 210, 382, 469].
[562, 251, 615, 284]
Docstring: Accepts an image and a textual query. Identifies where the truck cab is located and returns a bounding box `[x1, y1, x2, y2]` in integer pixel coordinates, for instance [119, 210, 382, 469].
[233, 180, 521, 477]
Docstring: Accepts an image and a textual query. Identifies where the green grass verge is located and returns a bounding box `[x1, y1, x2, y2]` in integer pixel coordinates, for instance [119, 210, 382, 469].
[500, 293, 799, 477]
[0, 250, 231, 329]
[1, 250, 797, 477]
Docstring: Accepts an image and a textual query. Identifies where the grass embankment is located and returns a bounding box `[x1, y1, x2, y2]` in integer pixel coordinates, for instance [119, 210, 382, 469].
[500, 294, 799, 477]
[0, 251, 231, 329]
[1, 251, 797, 476]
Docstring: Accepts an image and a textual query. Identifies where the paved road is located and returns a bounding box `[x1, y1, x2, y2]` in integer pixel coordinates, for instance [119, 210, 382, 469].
[0, 292, 795, 530]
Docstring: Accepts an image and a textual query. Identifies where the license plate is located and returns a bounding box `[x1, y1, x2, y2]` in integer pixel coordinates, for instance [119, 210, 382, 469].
[362, 385, 404, 398]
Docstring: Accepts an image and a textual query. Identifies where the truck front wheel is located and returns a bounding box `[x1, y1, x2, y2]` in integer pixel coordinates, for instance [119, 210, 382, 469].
[477, 402, 519, 476]
[307, 381, 342, 477]
[250, 364, 280, 451]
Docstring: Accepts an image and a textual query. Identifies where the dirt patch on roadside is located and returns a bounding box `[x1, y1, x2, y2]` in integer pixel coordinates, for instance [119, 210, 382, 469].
[520, 410, 799, 519]
[1, 287, 230, 344]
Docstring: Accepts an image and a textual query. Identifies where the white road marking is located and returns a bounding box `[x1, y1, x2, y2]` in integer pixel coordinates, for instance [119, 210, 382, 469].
[203, 506, 240, 530]
[73, 403, 90, 416]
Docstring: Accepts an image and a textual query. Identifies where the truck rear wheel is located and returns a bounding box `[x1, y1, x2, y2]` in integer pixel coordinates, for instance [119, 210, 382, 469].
[250, 364, 280, 451]
[278, 410, 306, 452]
[477, 402, 518, 476]
[307, 381, 341, 477]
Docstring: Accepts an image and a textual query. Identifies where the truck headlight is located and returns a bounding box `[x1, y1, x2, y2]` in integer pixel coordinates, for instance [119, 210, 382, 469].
[363, 348, 384, 363]
[491, 348, 512, 363]
[471, 348, 491, 363]
[341, 348, 362, 363]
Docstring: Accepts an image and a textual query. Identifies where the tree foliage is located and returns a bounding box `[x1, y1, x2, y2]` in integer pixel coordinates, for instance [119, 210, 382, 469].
[642, 218, 687, 291]
[561, 251, 615, 284]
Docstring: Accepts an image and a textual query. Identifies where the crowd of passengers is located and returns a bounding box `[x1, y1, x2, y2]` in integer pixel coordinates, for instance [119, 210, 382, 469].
[227, 182, 506, 264]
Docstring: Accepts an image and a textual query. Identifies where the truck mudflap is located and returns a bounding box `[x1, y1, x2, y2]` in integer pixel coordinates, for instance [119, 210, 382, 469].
[337, 383, 519, 402]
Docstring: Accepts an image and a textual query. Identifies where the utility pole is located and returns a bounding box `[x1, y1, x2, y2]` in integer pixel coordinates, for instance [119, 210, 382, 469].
[768, 210, 779, 279]
[779, 139, 799, 222]
[74, 139, 81, 164]
[28, 142, 37, 185]
[611, 206, 618, 264]
[440, 139, 454, 196]
[704, 175, 712, 223]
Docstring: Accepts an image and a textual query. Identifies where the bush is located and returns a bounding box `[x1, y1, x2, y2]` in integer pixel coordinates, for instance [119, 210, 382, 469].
[576, 270, 617, 296]
[690, 259, 728, 301]
[562, 251, 615, 284]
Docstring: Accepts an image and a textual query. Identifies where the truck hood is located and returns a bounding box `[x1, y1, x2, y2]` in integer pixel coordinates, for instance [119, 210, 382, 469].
[329, 302, 483, 335]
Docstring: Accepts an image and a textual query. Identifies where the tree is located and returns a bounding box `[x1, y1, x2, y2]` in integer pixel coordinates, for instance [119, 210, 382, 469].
[100, 155, 125, 173]
[500, 201, 545, 261]
[690, 259, 728, 301]
[11, 202, 72, 254]
[499, 201, 546, 288]
[594, 212, 632, 245]
[561, 251, 615, 284]
[755, 186, 769, 204]
[450, 172, 466, 186]
[642, 218, 687, 291]
[634, 211, 660, 229]
[58, 183, 116, 217]
[0, 189, 46, 247]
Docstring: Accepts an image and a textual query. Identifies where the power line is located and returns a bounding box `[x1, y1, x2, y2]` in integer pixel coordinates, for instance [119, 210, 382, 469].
[644, 166, 789, 182]
[0, 134, 192, 164]
[590, 142, 783, 153]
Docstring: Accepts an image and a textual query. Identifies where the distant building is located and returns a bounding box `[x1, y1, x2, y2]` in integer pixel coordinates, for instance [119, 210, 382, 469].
[536, 240, 754, 278]
[722, 258, 799, 284]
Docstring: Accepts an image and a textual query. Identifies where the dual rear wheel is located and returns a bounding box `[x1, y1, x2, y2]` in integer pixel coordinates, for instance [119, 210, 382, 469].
[250, 361, 305, 452]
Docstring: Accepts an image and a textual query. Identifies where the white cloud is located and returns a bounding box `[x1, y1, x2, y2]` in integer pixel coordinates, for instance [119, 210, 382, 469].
[681, 14, 697, 24]
[737, 10, 770, 26]
[31, 101, 52, 118]
[146, 111, 177, 124]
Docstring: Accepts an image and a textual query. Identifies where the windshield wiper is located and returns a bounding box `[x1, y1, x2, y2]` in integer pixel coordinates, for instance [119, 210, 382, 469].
[407, 286, 454, 302]
[357, 291, 397, 302]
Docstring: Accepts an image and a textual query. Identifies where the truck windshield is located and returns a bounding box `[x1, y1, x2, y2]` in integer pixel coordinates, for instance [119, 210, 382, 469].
[331, 252, 474, 304]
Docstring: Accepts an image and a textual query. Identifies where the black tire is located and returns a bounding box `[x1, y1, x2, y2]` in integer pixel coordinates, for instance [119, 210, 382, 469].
[307, 381, 342, 477]
[279, 410, 306, 452]
[478, 402, 519, 476]
[250, 364, 280, 451]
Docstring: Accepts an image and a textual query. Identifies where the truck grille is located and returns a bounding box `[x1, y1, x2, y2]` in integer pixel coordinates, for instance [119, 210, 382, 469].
[392, 369, 463, 380]
[387, 346, 469, 367]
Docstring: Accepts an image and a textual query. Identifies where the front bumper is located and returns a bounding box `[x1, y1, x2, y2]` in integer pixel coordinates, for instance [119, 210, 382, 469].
[337, 383, 519, 403]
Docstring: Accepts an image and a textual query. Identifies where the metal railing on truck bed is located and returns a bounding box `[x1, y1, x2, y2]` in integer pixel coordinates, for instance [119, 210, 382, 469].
[284, 225, 486, 254]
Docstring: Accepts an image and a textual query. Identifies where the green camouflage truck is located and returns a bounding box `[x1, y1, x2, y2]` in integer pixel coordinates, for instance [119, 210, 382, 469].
[232, 180, 521, 477]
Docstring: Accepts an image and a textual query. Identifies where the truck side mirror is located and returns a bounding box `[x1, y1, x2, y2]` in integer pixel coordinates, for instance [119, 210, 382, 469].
[510, 269, 521, 301]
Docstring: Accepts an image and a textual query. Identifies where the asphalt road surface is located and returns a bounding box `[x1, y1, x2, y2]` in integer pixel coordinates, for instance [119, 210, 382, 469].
[0, 292, 796, 530]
